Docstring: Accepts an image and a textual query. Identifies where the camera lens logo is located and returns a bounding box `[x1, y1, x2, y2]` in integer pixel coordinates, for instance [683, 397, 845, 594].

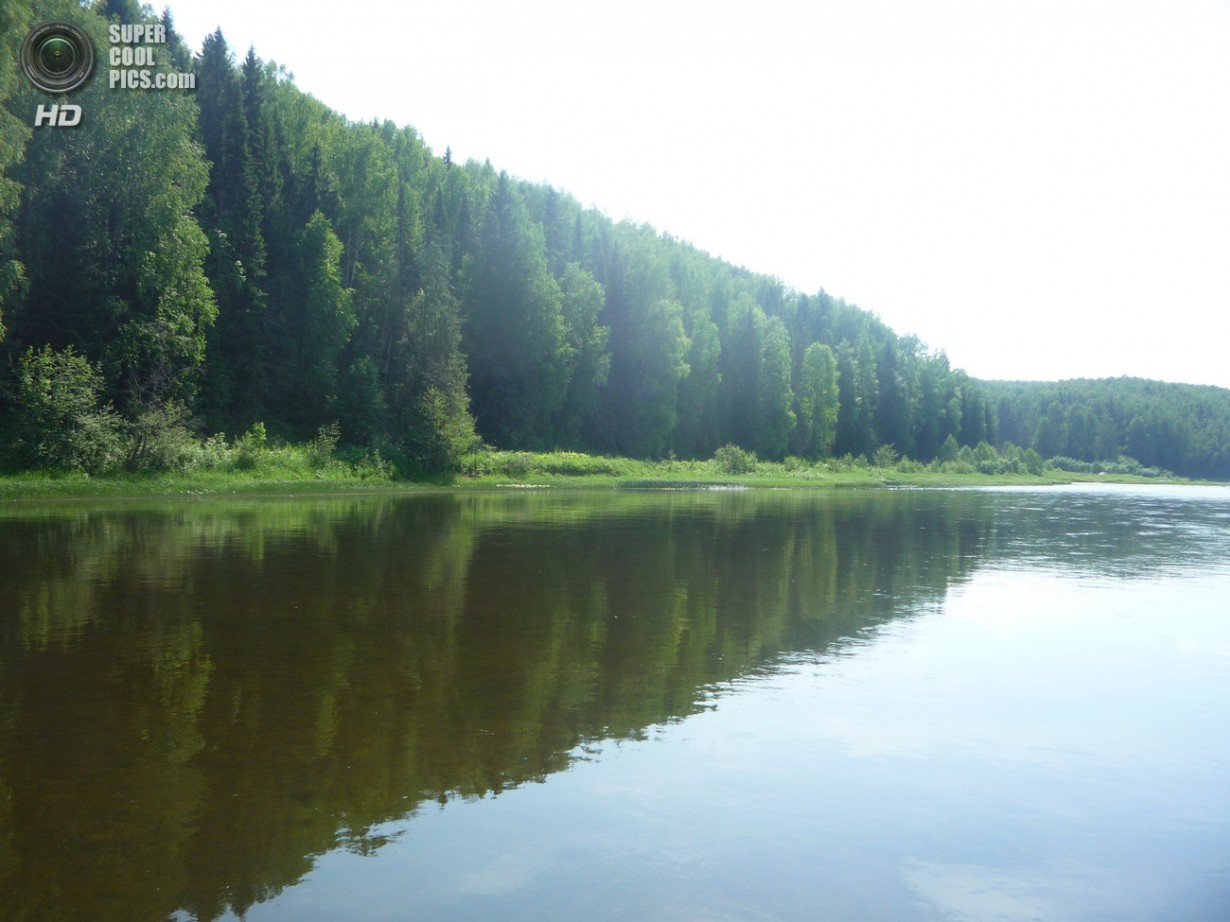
[21, 21, 95, 94]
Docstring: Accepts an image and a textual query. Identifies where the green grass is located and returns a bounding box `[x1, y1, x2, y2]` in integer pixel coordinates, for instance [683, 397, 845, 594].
[442, 449, 1200, 491]
[0, 447, 1204, 501]
[0, 470, 422, 500]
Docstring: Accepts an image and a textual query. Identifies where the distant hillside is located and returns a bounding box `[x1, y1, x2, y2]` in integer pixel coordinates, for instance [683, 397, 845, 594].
[1, 1, 1227, 481]
[980, 378, 1230, 480]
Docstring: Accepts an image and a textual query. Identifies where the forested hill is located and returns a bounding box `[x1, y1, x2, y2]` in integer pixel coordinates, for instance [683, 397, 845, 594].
[2, 1, 1229, 481]
[981, 378, 1230, 481]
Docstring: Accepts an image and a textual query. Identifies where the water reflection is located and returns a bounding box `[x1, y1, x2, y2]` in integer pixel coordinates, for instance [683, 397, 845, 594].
[0, 486, 1226, 920]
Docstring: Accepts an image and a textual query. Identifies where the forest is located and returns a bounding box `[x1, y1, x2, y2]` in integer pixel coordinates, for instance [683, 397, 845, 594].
[2, 0, 1229, 481]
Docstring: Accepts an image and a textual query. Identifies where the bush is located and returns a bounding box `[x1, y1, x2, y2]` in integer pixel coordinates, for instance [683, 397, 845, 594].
[713, 443, 757, 474]
[234, 422, 268, 471]
[871, 444, 899, 468]
[126, 402, 197, 472]
[1022, 448, 1045, 476]
[2, 345, 125, 473]
[307, 421, 341, 469]
[830, 453, 868, 471]
[196, 433, 232, 470]
[973, 440, 999, 474]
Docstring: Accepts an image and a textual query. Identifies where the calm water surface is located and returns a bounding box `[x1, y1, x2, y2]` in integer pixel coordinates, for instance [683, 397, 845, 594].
[1, 484, 1228, 920]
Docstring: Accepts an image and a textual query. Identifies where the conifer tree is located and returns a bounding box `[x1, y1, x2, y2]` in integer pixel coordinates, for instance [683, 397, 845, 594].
[196, 30, 269, 430]
[461, 173, 570, 448]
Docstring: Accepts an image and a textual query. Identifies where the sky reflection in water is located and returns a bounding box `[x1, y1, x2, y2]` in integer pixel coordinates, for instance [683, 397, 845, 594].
[2, 485, 1228, 920]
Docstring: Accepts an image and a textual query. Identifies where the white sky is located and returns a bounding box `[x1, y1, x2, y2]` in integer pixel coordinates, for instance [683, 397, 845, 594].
[165, 0, 1230, 388]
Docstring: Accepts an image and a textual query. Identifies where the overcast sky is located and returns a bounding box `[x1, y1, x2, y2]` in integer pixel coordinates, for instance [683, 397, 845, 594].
[166, 0, 1230, 388]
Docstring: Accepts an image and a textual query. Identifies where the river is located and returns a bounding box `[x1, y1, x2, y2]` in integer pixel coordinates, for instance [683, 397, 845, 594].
[1, 484, 1228, 920]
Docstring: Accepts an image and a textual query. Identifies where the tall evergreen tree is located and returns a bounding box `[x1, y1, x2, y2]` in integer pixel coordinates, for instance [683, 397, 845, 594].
[596, 235, 688, 457]
[267, 210, 353, 434]
[461, 173, 570, 448]
[718, 296, 764, 450]
[674, 301, 722, 458]
[554, 262, 610, 447]
[386, 239, 475, 470]
[195, 30, 269, 430]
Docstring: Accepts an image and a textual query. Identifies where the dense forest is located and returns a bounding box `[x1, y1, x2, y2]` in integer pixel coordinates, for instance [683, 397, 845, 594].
[2, 0, 1229, 479]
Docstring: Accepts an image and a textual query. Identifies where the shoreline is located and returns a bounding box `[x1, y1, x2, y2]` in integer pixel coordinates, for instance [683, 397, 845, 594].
[0, 466, 1210, 503]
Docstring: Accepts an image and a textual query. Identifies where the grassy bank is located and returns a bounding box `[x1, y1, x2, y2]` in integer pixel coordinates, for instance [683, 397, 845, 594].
[0, 447, 1204, 500]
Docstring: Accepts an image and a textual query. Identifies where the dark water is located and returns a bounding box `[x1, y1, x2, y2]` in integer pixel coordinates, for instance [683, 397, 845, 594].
[1, 484, 1228, 920]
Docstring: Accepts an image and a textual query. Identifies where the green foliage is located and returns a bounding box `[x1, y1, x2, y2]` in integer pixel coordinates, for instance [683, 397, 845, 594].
[462, 173, 570, 447]
[307, 422, 341, 469]
[0, 11, 1227, 480]
[1022, 448, 1045, 476]
[384, 241, 476, 472]
[1047, 454, 1171, 478]
[871, 444, 899, 468]
[594, 238, 689, 458]
[126, 402, 198, 473]
[10, 5, 215, 410]
[983, 379, 1230, 479]
[459, 448, 633, 478]
[234, 422, 268, 470]
[196, 28, 270, 430]
[403, 385, 479, 473]
[674, 300, 721, 457]
[3, 345, 124, 472]
[973, 440, 999, 474]
[613, 297, 689, 457]
[756, 315, 795, 459]
[0, 0, 33, 344]
[938, 433, 960, 462]
[796, 342, 840, 459]
[289, 210, 354, 420]
[831, 453, 869, 471]
[556, 262, 610, 445]
[336, 356, 387, 447]
[713, 443, 758, 474]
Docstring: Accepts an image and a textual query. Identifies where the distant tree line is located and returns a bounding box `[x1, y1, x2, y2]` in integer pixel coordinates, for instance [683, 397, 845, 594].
[982, 379, 1230, 480]
[2, 1, 1228, 479]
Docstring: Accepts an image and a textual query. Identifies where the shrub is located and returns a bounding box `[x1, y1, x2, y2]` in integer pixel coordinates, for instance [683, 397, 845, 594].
[872, 444, 899, 468]
[831, 453, 868, 471]
[3, 345, 125, 473]
[234, 422, 268, 471]
[713, 443, 757, 474]
[501, 452, 534, 477]
[1022, 448, 1045, 476]
[196, 433, 232, 470]
[307, 422, 341, 469]
[126, 402, 197, 472]
[973, 440, 1000, 474]
[352, 447, 393, 479]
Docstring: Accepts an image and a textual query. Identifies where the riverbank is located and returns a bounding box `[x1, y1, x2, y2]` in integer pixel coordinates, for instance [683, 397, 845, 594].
[0, 449, 1203, 500]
